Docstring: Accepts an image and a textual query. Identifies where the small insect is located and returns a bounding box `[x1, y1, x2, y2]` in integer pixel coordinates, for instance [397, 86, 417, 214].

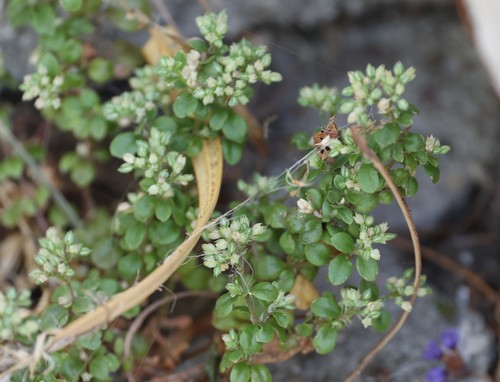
[313, 115, 340, 161]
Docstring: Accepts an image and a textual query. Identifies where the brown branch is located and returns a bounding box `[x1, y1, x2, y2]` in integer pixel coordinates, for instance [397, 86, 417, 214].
[344, 127, 422, 382]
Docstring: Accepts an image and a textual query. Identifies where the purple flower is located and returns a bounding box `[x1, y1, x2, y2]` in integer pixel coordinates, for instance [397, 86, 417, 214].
[440, 329, 459, 350]
[426, 367, 447, 382]
[423, 341, 442, 360]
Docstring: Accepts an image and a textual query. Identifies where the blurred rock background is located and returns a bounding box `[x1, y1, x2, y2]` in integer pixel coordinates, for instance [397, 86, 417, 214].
[1, 0, 499, 380]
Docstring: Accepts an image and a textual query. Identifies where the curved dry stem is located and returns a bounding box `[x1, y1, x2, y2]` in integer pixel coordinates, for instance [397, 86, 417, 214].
[344, 126, 422, 382]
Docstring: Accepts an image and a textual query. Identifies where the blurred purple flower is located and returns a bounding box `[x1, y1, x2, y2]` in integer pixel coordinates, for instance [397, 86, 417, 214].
[440, 329, 459, 350]
[426, 367, 447, 382]
[423, 340, 442, 360]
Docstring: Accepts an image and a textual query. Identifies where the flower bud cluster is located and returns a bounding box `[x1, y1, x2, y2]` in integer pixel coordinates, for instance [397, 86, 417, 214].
[20, 65, 64, 110]
[237, 173, 277, 198]
[191, 38, 282, 107]
[156, 11, 281, 109]
[339, 287, 384, 329]
[386, 269, 431, 312]
[103, 90, 156, 127]
[195, 11, 228, 48]
[30, 227, 91, 284]
[425, 135, 451, 155]
[354, 213, 396, 261]
[0, 288, 39, 341]
[298, 84, 340, 116]
[119, 128, 193, 198]
[339, 62, 416, 125]
[266, 288, 295, 315]
[202, 216, 267, 276]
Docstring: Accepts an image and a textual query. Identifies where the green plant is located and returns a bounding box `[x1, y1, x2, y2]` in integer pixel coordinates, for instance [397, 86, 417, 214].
[0, 2, 449, 381]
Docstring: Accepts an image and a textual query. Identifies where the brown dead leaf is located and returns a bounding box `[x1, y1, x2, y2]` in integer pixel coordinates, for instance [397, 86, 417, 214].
[290, 274, 319, 310]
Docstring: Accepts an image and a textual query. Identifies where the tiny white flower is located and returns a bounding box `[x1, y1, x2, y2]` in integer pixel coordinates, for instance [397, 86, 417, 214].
[297, 198, 314, 214]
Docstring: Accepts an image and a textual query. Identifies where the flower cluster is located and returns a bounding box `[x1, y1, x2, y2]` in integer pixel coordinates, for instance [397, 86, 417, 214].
[386, 269, 430, 312]
[103, 90, 156, 127]
[156, 11, 282, 109]
[425, 135, 451, 155]
[119, 128, 193, 197]
[354, 214, 396, 261]
[423, 329, 467, 382]
[191, 39, 282, 107]
[338, 287, 384, 329]
[0, 288, 39, 341]
[202, 216, 267, 276]
[298, 84, 340, 116]
[339, 62, 416, 125]
[30, 228, 91, 284]
[237, 173, 278, 198]
[20, 65, 64, 110]
[195, 10, 228, 48]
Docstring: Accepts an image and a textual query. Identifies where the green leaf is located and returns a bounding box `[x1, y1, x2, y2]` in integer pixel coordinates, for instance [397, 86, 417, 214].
[251, 282, 278, 302]
[118, 254, 142, 280]
[328, 254, 353, 285]
[222, 139, 243, 165]
[89, 116, 107, 141]
[215, 293, 235, 318]
[239, 325, 261, 355]
[40, 304, 69, 330]
[296, 322, 313, 337]
[299, 219, 322, 244]
[306, 189, 323, 210]
[155, 199, 172, 221]
[305, 242, 331, 266]
[62, 355, 85, 380]
[124, 221, 147, 250]
[345, 191, 378, 213]
[424, 163, 440, 183]
[88, 58, 114, 83]
[285, 210, 307, 233]
[71, 161, 95, 187]
[173, 93, 198, 118]
[32, 5, 56, 35]
[148, 220, 180, 246]
[313, 324, 337, 354]
[311, 294, 340, 318]
[110, 132, 137, 158]
[272, 310, 293, 328]
[77, 331, 102, 350]
[154, 116, 177, 133]
[265, 203, 287, 229]
[372, 123, 400, 149]
[253, 255, 286, 280]
[256, 323, 274, 343]
[133, 195, 155, 222]
[60, 0, 82, 12]
[330, 232, 354, 254]
[279, 231, 296, 255]
[357, 164, 380, 193]
[210, 108, 228, 131]
[39, 52, 59, 77]
[403, 133, 424, 153]
[91, 238, 119, 270]
[72, 295, 94, 315]
[373, 308, 392, 332]
[89, 354, 120, 380]
[356, 256, 379, 281]
[250, 365, 272, 382]
[230, 363, 251, 382]
[222, 113, 248, 144]
[188, 37, 208, 52]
